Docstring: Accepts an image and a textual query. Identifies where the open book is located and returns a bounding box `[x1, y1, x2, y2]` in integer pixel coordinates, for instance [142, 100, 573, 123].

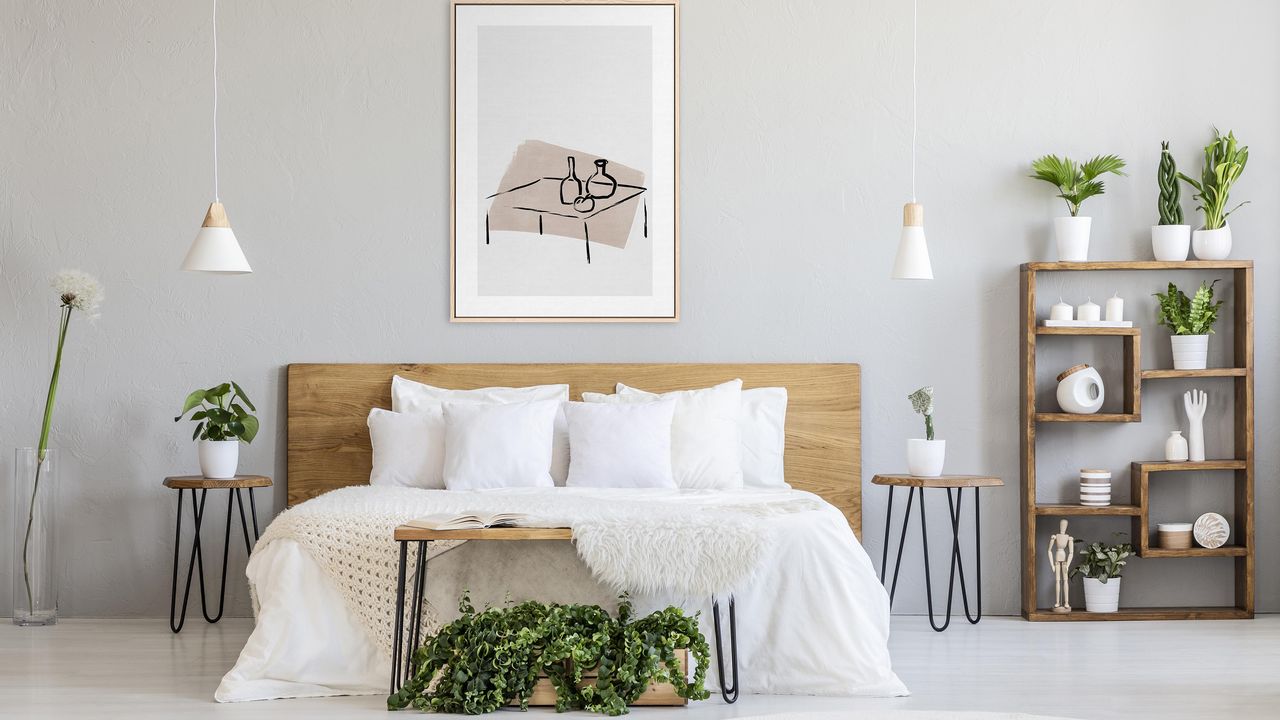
[403, 511, 528, 531]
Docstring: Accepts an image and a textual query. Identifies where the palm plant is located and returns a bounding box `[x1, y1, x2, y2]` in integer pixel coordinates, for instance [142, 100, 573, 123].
[1178, 128, 1248, 230]
[1029, 154, 1127, 216]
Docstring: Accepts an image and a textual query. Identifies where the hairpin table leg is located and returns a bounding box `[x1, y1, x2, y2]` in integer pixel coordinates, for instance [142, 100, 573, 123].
[391, 540, 408, 695]
[405, 541, 429, 685]
[880, 486, 916, 605]
[947, 487, 982, 624]
[711, 595, 739, 704]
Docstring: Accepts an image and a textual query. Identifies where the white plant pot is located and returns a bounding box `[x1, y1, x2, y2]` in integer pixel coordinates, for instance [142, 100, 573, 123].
[1054, 216, 1092, 262]
[1151, 224, 1191, 262]
[1083, 576, 1121, 613]
[198, 439, 240, 479]
[906, 439, 945, 477]
[1056, 364, 1105, 414]
[1192, 223, 1232, 260]
[1170, 334, 1209, 370]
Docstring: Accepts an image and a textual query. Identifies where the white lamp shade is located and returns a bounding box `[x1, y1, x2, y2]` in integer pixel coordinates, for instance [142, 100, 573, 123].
[892, 225, 933, 280]
[182, 203, 252, 273]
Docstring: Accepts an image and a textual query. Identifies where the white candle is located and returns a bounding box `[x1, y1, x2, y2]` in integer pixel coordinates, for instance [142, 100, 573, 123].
[1077, 298, 1101, 322]
[1106, 293, 1124, 322]
[1050, 298, 1073, 321]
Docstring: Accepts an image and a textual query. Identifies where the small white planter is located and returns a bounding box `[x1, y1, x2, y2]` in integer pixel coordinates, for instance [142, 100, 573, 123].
[906, 439, 945, 477]
[198, 439, 240, 479]
[1192, 223, 1232, 260]
[1083, 576, 1121, 613]
[1151, 224, 1191, 262]
[1170, 334, 1209, 370]
[1054, 216, 1092, 262]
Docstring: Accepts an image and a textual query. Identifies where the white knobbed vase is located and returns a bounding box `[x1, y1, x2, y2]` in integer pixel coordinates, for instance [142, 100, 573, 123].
[906, 439, 945, 477]
[1192, 223, 1231, 260]
[199, 439, 240, 479]
[1054, 216, 1092, 262]
[1151, 224, 1191, 262]
[1170, 335, 1209, 370]
[1082, 576, 1121, 613]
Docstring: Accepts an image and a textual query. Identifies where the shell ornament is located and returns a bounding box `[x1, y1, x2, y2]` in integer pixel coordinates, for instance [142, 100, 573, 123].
[1193, 512, 1230, 549]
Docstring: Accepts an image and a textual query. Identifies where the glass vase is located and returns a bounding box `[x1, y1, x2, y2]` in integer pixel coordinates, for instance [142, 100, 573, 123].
[13, 448, 57, 626]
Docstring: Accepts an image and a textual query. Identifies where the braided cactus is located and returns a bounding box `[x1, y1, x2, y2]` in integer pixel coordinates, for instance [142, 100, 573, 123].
[1157, 141, 1183, 225]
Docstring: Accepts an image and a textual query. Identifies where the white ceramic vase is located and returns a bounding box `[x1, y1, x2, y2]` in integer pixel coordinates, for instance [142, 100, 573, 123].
[1170, 334, 1209, 370]
[1165, 431, 1189, 462]
[198, 439, 240, 479]
[1192, 223, 1232, 260]
[1056, 364, 1104, 414]
[906, 439, 945, 477]
[1054, 216, 1092, 262]
[1151, 224, 1191, 262]
[1082, 576, 1121, 613]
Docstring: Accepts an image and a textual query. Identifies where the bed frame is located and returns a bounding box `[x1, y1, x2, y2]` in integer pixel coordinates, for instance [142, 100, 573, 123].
[286, 363, 861, 537]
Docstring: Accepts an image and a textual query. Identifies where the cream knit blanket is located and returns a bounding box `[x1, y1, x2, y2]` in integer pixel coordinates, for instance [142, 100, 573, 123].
[254, 485, 823, 657]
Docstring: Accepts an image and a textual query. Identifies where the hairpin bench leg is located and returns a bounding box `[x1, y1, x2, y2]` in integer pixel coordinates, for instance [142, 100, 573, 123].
[391, 540, 408, 695]
[711, 595, 739, 704]
[406, 541, 428, 685]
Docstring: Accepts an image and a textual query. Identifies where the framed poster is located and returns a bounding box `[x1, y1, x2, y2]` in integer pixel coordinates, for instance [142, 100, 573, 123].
[451, 0, 679, 322]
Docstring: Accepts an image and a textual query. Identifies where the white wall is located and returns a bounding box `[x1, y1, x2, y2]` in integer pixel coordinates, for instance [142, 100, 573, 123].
[2, 0, 1277, 618]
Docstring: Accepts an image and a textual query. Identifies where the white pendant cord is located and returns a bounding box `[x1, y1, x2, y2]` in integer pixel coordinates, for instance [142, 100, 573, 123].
[212, 0, 220, 203]
[910, 0, 918, 203]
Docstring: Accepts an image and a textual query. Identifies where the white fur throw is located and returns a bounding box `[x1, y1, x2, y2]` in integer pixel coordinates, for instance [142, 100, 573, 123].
[254, 485, 823, 656]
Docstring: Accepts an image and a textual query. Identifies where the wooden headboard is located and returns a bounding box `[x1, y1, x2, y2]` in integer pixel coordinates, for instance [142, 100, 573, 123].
[287, 363, 861, 537]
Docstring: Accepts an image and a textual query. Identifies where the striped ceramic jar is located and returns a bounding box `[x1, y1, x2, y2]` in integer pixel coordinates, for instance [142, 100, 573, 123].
[1079, 469, 1112, 507]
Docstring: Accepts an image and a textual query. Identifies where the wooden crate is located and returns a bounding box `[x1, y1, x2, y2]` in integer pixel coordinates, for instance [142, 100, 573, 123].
[516, 648, 689, 707]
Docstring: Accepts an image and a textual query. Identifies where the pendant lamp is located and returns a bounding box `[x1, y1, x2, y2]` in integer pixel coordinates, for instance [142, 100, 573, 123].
[890, 0, 932, 280]
[182, 0, 251, 274]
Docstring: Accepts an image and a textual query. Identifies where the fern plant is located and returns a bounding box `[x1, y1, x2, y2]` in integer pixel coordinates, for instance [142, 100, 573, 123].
[1157, 141, 1183, 225]
[1029, 154, 1127, 216]
[1154, 280, 1224, 336]
[1178, 128, 1249, 230]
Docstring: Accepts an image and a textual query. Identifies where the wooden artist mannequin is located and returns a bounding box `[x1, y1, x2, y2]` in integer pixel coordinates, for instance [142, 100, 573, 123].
[1047, 518, 1075, 613]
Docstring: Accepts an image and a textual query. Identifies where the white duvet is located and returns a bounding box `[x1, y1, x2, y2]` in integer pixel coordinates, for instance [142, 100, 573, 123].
[216, 487, 908, 702]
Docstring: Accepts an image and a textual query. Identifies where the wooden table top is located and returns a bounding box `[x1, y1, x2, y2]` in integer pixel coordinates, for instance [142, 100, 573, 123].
[393, 526, 573, 542]
[163, 475, 272, 490]
[872, 474, 1003, 488]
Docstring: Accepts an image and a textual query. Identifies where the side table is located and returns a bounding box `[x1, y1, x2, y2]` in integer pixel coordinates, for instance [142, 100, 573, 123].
[164, 475, 271, 633]
[872, 474, 1002, 632]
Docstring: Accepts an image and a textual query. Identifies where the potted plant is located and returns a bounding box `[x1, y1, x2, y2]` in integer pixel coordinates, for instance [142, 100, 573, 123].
[175, 382, 259, 478]
[1178, 128, 1249, 260]
[1154, 280, 1224, 370]
[1151, 141, 1191, 261]
[906, 386, 943, 477]
[1029, 153, 1127, 261]
[1070, 536, 1133, 613]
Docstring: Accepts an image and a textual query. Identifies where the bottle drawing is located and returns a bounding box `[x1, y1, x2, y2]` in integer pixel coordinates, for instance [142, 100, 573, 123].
[559, 156, 582, 206]
[586, 158, 617, 200]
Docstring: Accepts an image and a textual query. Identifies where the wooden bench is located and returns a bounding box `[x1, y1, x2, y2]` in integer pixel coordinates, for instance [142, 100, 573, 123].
[389, 525, 739, 704]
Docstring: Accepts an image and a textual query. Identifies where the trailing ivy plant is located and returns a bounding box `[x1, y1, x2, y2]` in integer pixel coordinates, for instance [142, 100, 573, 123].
[1029, 153, 1127, 217]
[1156, 141, 1183, 225]
[1154, 280, 1224, 336]
[174, 381, 260, 443]
[1070, 535, 1134, 583]
[388, 593, 710, 716]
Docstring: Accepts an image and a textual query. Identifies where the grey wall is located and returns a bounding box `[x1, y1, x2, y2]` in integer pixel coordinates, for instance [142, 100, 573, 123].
[2, 0, 1277, 618]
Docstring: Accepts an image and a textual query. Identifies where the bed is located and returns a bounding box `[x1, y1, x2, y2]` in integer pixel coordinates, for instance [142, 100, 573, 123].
[216, 363, 907, 702]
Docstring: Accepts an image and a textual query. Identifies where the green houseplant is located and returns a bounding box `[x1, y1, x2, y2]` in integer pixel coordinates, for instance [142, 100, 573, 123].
[389, 594, 710, 716]
[1070, 536, 1133, 613]
[1154, 280, 1224, 370]
[1178, 128, 1248, 260]
[906, 386, 943, 477]
[174, 381, 259, 479]
[1029, 153, 1127, 262]
[1151, 141, 1191, 261]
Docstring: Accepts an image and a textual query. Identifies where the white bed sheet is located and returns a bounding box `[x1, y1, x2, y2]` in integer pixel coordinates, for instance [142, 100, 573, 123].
[216, 488, 908, 702]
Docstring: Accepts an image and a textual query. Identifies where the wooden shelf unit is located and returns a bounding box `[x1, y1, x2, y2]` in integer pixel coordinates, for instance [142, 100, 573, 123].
[1019, 260, 1254, 622]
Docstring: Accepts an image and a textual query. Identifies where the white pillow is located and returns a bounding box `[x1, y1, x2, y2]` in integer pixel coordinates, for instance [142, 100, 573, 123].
[391, 375, 571, 485]
[739, 387, 789, 488]
[586, 379, 744, 490]
[367, 408, 445, 489]
[441, 399, 561, 490]
[564, 400, 677, 489]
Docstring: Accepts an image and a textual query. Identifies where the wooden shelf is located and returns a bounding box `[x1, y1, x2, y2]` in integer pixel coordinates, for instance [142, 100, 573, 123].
[1022, 260, 1252, 272]
[1141, 368, 1248, 379]
[1139, 545, 1248, 558]
[1136, 460, 1247, 472]
[1035, 412, 1141, 423]
[1036, 326, 1138, 336]
[1025, 607, 1252, 622]
[1035, 504, 1140, 516]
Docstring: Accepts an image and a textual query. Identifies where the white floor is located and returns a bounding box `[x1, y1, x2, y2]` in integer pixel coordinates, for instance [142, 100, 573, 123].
[2, 615, 1278, 720]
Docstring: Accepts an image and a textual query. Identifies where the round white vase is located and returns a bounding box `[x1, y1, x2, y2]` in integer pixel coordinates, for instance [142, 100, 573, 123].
[198, 439, 240, 479]
[1151, 224, 1191, 261]
[1054, 216, 1092, 262]
[1165, 430, 1189, 462]
[906, 439, 945, 477]
[1056, 364, 1104, 414]
[1170, 334, 1209, 370]
[1192, 223, 1232, 260]
[1083, 576, 1121, 613]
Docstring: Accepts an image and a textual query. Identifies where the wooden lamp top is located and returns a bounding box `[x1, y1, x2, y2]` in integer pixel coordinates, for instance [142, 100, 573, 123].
[202, 202, 231, 228]
[902, 202, 924, 228]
